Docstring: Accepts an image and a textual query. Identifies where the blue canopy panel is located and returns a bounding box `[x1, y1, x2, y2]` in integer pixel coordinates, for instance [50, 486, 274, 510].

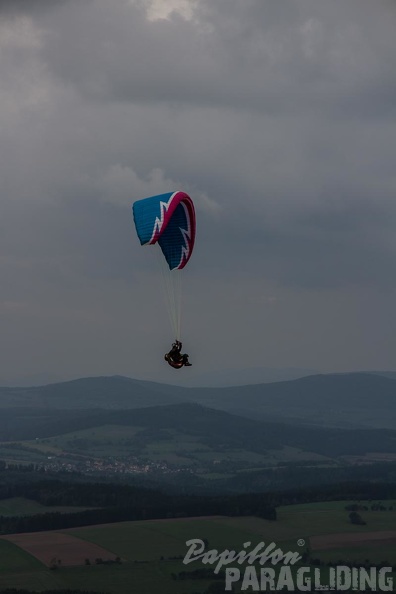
[132, 191, 196, 270]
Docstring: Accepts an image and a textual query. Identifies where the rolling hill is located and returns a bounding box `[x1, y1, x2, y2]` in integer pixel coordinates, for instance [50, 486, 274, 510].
[189, 372, 396, 428]
[0, 372, 395, 429]
[1, 402, 396, 460]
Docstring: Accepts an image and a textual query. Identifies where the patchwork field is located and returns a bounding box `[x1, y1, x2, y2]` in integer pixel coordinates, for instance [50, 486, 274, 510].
[0, 500, 395, 593]
[2, 531, 118, 567]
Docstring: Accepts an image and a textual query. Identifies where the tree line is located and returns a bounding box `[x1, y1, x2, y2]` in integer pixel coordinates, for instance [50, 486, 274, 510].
[0, 466, 396, 535]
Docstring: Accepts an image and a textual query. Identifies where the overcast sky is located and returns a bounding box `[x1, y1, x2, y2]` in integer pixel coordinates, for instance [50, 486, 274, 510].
[1, 0, 396, 385]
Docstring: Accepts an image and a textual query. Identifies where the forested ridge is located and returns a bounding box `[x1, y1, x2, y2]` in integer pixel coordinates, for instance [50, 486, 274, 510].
[1, 402, 396, 456]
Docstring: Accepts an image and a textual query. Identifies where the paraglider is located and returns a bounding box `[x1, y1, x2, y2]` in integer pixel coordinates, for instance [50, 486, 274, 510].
[132, 191, 196, 368]
[164, 340, 192, 369]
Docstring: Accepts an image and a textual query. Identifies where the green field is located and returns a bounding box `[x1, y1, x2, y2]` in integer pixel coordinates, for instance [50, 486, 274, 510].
[0, 500, 395, 593]
[277, 500, 396, 540]
[0, 539, 44, 573]
[69, 517, 265, 561]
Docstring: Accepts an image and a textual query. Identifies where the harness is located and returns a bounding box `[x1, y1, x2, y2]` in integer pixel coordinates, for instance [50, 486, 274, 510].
[164, 353, 184, 369]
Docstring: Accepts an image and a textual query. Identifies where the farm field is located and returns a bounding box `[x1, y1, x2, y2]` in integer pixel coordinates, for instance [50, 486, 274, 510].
[3, 531, 118, 568]
[213, 499, 396, 541]
[0, 500, 395, 593]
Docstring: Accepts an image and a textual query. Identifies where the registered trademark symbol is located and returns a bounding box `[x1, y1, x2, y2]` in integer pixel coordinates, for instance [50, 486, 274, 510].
[297, 539, 305, 547]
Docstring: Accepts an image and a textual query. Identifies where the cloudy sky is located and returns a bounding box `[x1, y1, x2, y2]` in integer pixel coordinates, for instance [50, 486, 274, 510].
[1, 0, 396, 385]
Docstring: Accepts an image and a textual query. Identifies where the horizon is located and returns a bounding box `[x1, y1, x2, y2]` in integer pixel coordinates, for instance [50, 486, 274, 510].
[1, 366, 396, 390]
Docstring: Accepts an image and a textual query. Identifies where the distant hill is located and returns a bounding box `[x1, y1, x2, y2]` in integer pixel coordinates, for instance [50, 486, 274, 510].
[1, 368, 392, 389]
[0, 375, 188, 410]
[135, 366, 318, 387]
[0, 367, 318, 388]
[369, 370, 396, 381]
[1, 402, 396, 460]
[189, 372, 396, 407]
[188, 372, 396, 428]
[0, 372, 395, 429]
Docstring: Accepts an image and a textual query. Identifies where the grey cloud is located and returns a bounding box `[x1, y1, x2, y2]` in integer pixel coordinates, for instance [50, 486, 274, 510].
[0, 0, 81, 17]
[1, 0, 396, 380]
[27, 0, 396, 120]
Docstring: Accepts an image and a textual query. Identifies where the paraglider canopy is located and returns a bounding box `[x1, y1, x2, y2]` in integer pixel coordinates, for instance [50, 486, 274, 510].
[132, 191, 196, 270]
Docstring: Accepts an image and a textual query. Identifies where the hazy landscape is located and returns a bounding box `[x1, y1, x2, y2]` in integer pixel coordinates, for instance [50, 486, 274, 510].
[0, 372, 395, 592]
[1, 371, 396, 490]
